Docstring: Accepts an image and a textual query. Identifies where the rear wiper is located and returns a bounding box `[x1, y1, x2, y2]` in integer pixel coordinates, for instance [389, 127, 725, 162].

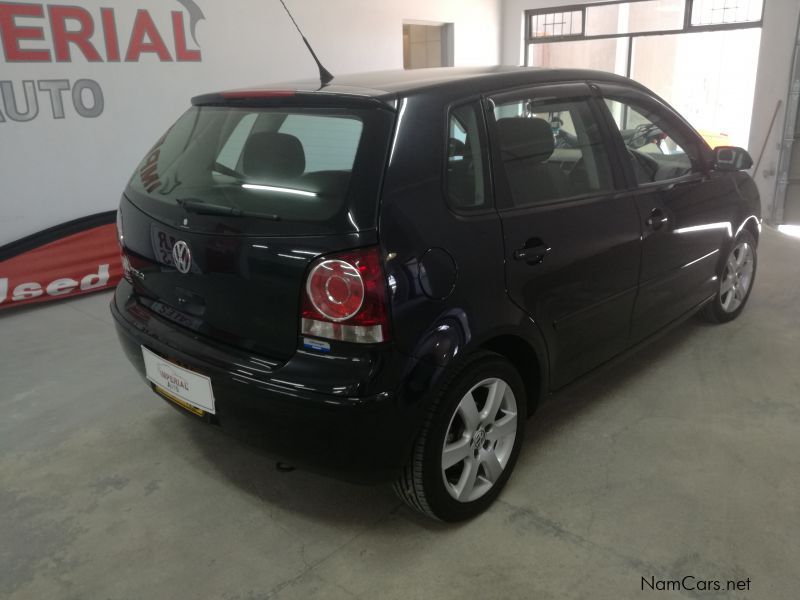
[177, 198, 281, 221]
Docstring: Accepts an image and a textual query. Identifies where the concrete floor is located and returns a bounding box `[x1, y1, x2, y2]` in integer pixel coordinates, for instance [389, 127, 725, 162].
[2, 227, 799, 600]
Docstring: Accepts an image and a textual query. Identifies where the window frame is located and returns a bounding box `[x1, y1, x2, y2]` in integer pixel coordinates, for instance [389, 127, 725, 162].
[483, 82, 628, 212]
[523, 0, 764, 70]
[525, 0, 764, 42]
[527, 7, 586, 42]
[592, 82, 713, 190]
[442, 97, 495, 215]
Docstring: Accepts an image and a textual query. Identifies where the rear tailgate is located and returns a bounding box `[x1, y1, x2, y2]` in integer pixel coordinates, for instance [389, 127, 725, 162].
[119, 93, 395, 360]
[120, 197, 375, 360]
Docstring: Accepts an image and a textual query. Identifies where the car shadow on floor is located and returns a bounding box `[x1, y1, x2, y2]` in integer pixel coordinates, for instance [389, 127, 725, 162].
[174, 408, 402, 524]
[174, 316, 707, 528]
[522, 317, 706, 454]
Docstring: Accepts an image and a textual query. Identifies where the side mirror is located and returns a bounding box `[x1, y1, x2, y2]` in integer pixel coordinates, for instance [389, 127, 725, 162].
[713, 146, 753, 172]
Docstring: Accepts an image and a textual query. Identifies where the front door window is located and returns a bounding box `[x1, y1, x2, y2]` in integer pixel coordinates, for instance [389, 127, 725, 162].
[604, 98, 702, 185]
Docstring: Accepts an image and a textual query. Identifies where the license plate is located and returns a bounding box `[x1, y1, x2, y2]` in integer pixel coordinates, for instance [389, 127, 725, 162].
[142, 347, 215, 415]
[150, 301, 203, 332]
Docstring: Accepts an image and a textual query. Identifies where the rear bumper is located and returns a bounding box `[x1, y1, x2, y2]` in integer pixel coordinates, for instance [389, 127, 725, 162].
[111, 282, 423, 482]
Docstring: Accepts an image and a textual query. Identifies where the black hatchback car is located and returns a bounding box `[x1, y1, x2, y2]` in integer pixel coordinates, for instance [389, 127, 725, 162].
[112, 66, 760, 521]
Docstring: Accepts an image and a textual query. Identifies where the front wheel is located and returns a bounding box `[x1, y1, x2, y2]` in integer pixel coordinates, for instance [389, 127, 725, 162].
[394, 352, 526, 521]
[700, 230, 757, 323]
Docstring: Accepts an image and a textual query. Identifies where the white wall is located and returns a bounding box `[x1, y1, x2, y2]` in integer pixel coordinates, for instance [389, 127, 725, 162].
[746, 0, 800, 221]
[0, 0, 500, 246]
[501, 0, 800, 218]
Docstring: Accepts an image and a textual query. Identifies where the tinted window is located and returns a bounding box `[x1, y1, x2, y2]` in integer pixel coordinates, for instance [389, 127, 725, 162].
[446, 103, 488, 210]
[605, 98, 699, 184]
[492, 97, 614, 206]
[279, 114, 363, 172]
[216, 113, 257, 170]
[129, 107, 368, 224]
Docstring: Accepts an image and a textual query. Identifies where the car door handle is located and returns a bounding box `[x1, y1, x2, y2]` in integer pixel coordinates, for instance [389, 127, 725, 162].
[514, 239, 551, 264]
[645, 208, 669, 230]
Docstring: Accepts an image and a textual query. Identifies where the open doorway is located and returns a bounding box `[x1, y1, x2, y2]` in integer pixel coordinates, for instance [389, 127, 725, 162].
[403, 22, 454, 69]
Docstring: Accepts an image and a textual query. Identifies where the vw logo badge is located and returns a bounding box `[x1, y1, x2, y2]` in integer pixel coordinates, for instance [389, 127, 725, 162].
[172, 241, 192, 274]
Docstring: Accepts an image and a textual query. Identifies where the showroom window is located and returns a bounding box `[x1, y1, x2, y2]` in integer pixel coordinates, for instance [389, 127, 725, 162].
[529, 10, 584, 39]
[690, 0, 763, 26]
[524, 0, 765, 150]
[526, 0, 763, 44]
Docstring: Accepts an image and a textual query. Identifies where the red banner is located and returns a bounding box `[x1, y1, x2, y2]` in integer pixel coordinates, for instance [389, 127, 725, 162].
[0, 222, 122, 310]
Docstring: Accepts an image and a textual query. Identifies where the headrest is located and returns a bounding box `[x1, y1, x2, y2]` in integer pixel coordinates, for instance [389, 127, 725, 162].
[495, 117, 554, 164]
[242, 132, 305, 180]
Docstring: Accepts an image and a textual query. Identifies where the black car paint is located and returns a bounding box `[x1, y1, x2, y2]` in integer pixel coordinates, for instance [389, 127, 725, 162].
[112, 67, 760, 481]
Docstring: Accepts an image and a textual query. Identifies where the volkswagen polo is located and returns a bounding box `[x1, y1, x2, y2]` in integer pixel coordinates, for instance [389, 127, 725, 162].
[112, 66, 760, 521]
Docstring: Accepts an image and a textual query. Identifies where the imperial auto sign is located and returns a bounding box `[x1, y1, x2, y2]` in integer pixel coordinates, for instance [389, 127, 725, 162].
[0, 0, 211, 308]
[0, 1, 205, 123]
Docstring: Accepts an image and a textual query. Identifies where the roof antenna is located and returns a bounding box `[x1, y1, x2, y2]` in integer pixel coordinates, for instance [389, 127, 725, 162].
[278, 0, 334, 86]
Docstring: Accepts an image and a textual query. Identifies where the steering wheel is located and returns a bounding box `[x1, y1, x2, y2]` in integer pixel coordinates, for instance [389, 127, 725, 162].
[629, 123, 663, 150]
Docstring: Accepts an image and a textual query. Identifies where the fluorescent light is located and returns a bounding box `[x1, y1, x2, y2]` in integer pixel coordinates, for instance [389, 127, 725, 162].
[242, 184, 317, 197]
[778, 224, 800, 239]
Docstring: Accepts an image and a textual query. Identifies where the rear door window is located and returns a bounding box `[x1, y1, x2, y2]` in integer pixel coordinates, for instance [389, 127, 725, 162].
[490, 95, 615, 206]
[446, 102, 490, 210]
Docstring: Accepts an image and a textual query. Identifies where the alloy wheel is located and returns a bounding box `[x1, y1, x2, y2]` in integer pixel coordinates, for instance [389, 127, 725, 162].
[441, 377, 518, 503]
[720, 242, 755, 313]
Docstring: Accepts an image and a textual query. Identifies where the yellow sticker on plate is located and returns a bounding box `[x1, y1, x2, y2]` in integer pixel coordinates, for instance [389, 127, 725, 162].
[155, 386, 206, 417]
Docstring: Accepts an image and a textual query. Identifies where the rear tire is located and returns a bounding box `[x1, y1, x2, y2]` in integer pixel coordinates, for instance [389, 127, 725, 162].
[700, 230, 757, 324]
[393, 352, 525, 521]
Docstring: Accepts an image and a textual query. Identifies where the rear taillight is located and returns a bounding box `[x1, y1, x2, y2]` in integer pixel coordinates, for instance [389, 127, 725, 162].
[301, 246, 390, 343]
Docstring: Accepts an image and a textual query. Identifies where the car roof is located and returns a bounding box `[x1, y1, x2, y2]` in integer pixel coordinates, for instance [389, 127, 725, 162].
[193, 66, 642, 107]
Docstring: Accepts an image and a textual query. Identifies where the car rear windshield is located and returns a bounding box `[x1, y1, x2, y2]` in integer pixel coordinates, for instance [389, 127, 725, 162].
[127, 104, 393, 234]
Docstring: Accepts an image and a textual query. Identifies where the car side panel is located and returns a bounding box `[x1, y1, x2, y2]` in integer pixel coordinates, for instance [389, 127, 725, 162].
[592, 83, 761, 342]
[484, 84, 642, 390]
[378, 92, 550, 399]
[628, 174, 738, 342]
